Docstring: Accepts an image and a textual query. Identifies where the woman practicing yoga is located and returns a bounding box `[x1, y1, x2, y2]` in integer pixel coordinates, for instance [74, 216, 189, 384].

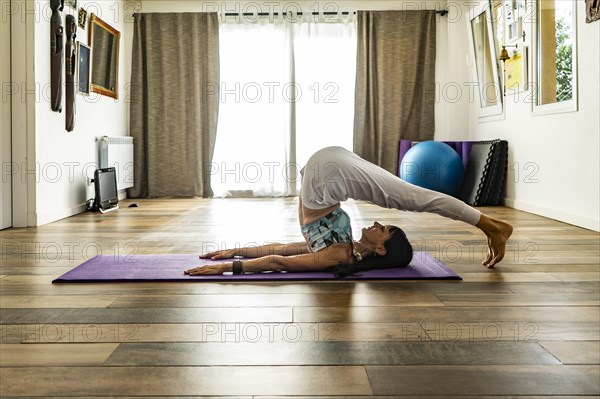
[185, 146, 513, 276]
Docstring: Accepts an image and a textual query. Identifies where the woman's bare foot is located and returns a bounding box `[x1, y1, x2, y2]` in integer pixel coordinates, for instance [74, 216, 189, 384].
[476, 214, 513, 268]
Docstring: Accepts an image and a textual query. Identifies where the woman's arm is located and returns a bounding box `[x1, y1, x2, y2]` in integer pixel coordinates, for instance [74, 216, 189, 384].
[187, 244, 351, 275]
[200, 242, 310, 260]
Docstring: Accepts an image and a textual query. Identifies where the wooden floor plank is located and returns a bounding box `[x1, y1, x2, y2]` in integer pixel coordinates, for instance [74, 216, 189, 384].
[0, 343, 118, 366]
[108, 293, 444, 308]
[1, 275, 65, 283]
[0, 397, 253, 399]
[460, 272, 561, 282]
[0, 281, 514, 296]
[505, 281, 599, 293]
[0, 295, 120, 308]
[0, 366, 373, 397]
[437, 292, 600, 306]
[548, 272, 600, 282]
[104, 341, 560, 366]
[2, 397, 599, 399]
[366, 365, 600, 396]
[1, 324, 43, 343]
[257, 397, 600, 399]
[14, 321, 597, 343]
[422, 321, 600, 342]
[18, 322, 427, 343]
[446, 263, 600, 274]
[538, 341, 600, 364]
[0, 267, 73, 275]
[292, 306, 600, 323]
[0, 307, 293, 324]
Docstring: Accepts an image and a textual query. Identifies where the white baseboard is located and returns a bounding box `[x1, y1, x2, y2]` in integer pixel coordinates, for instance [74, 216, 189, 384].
[32, 190, 129, 226]
[504, 198, 600, 232]
[33, 203, 89, 227]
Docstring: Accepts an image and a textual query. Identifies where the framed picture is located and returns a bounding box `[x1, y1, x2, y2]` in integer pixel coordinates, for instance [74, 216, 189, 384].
[505, 45, 528, 94]
[504, 0, 525, 42]
[586, 0, 600, 23]
[504, 0, 518, 42]
[78, 7, 88, 30]
[76, 42, 91, 95]
[66, 0, 77, 9]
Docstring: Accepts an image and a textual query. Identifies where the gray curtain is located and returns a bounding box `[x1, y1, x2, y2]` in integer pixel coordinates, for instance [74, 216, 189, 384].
[129, 13, 219, 198]
[353, 10, 436, 174]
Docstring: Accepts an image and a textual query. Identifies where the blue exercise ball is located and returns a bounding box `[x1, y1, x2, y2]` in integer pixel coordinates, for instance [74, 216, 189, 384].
[400, 141, 464, 195]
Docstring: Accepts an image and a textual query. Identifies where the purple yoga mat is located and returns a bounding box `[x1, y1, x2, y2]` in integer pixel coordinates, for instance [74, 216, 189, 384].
[52, 252, 460, 283]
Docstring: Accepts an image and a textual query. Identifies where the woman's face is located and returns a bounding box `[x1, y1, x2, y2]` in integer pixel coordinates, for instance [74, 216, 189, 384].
[361, 221, 393, 246]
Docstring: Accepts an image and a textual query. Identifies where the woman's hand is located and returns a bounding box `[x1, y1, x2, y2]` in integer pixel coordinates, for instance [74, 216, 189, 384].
[185, 263, 230, 275]
[199, 249, 237, 260]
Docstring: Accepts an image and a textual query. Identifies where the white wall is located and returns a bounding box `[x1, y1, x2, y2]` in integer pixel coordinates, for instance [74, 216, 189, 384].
[8, 0, 36, 227]
[30, 0, 128, 225]
[1, 5, 12, 229]
[457, 1, 600, 231]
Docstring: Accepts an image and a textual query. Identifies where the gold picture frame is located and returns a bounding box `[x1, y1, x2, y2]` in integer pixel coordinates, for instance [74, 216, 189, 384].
[78, 7, 87, 30]
[88, 14, 120, 99]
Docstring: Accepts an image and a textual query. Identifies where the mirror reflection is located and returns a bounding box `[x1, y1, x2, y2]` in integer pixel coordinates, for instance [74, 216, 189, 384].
[471, 11, 500, 108]
[89, 14, 120, 99]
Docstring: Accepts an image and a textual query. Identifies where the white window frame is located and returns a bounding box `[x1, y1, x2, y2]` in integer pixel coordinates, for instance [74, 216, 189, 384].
[467, 1, 505, 121]
[532, 0, 578, 116]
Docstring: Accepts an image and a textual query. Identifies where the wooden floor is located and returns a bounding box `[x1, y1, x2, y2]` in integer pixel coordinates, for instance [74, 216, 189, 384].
[0, 198, 599, 398]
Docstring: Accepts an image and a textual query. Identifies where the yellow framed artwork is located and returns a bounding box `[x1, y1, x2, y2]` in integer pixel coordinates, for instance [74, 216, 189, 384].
[505, 46, 528, 94]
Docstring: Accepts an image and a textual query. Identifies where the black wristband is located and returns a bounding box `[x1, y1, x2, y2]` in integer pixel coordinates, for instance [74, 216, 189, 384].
[232, 259, 244, 275]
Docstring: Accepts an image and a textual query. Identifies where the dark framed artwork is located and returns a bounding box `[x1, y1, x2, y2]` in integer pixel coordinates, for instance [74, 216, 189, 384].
[586, 0, 600, 23]
[76, 42, 91, 95]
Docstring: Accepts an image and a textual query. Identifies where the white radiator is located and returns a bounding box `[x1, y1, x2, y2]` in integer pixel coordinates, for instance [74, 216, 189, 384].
[96, 136, 134, 190]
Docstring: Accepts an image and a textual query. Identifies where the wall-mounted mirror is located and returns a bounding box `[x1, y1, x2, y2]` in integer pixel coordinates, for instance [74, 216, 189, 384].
[89, 14, 120, 99]
[468, 2, 503, 119]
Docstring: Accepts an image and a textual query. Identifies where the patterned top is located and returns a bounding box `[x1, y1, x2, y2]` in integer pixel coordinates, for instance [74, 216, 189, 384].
[301, 208, 354, 253]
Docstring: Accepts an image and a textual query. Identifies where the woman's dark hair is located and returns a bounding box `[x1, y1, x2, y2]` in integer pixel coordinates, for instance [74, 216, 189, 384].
[328, 226, 413, 278]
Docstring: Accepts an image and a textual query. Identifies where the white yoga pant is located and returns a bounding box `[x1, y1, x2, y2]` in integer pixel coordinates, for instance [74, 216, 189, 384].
[300, 146, 482, 226]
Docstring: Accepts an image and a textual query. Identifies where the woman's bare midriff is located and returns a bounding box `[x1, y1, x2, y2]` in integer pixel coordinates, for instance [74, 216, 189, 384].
[298, 197, 341, 226]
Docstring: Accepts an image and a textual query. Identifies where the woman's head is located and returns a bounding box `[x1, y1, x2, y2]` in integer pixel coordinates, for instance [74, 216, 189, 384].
[357, 221, 394, 256]
[328, 223, 413, 278]
[380, 225, 413, 267]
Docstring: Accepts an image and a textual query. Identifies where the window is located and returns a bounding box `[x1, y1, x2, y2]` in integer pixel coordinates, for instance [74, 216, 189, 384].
[534, 0, 577, 114]
[211, 16, 357, 197]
